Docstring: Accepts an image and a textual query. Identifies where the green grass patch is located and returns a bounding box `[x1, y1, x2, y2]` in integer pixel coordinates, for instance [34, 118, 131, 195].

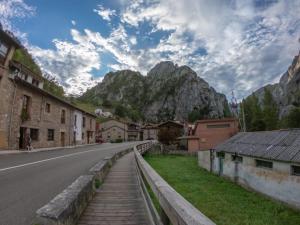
[144, 154, 300, 225]
[94, 178, 102, 189]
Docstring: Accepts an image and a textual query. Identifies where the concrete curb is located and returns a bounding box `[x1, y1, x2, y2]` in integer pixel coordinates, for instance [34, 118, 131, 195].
[33, 147, 133, 225]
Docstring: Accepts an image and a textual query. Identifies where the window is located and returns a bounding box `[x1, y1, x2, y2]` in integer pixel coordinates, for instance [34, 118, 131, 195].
[291, 165, 300, 176]
[256, 159, 273, 169]
[74, 115, 77, 126]
[45, 103, 51, 113]
[82, 117, 86, 128]
[90, 118, 92, 129]
[232, 155, 243, 163]
[47, 129, 54, 141]
[207, 124, 230, 129]
[32, 78, 39, 87]
[30, 128, 39, 141]
[61, 109, 66, 124]
[22, 95, 30, 112]
[0, 41, 8, 57]
[217, 152, 225, 158]
[21, 95, 30, 121]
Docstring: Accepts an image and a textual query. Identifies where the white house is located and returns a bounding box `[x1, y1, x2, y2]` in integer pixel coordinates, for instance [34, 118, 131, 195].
[198, 130, 300, 209]
[73, 110, 83, 144]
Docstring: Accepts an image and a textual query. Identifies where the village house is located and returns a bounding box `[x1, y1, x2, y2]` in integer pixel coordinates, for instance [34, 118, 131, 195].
[198, 130, 300, 209]
[179, 118, 239, 152]
[100, 119, 128, 142]
[141, 123, 159, 140]
[127, 122, 142, 141]
[0, 29, 96, 150]
[157, 121, 184, 145]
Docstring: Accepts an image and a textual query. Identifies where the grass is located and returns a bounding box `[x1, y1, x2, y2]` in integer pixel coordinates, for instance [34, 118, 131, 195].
[94, 178, 102, 189]
[144, 154, 300, 225]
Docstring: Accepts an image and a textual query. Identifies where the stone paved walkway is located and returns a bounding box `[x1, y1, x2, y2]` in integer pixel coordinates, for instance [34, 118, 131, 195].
[78, 152, 151, 225]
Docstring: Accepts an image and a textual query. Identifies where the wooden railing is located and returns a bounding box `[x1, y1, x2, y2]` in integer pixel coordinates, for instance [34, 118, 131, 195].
[134, 142, 216, 225]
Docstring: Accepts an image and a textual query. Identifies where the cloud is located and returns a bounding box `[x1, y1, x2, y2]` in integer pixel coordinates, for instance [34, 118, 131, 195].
[30, 29, 102, 95]
[118, 0, 300, 100]
[93, 4, 116, 21]
[71, 20, 76, 26]
[0, 0, 35, 41]
[6, 0, 299, 100]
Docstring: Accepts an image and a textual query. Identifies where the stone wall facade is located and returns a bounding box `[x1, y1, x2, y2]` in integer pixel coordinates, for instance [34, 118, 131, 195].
[0, 30, 96, 150]
[101, 119, 128, 143]
[142, 127, 158, 140]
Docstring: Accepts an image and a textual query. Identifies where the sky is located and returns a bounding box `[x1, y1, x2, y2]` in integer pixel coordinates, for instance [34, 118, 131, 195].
[0, 0, 299, 100]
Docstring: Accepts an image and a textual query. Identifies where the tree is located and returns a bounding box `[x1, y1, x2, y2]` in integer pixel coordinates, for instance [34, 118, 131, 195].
[188, 106, 211, 123]
[262, 89, 278, 130]
[282, 107, 300, 128]
[223, 103, 232, 118]
[157, 127, 182, 145]
[114, 104, 127, 118]
[251, 119, 266, 131]
[241, 95, 264, 131]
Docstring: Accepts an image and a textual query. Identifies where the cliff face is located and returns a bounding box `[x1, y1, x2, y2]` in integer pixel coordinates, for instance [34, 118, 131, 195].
[80, 61, 229, 122]
[252, 52, 300, 117]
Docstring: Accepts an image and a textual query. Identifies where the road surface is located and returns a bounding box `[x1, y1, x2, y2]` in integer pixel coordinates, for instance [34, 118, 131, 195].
[0, 142, 140, 225]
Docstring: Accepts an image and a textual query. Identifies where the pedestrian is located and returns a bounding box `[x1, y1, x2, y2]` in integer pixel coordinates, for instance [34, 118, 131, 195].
[25, 134, 32, 151]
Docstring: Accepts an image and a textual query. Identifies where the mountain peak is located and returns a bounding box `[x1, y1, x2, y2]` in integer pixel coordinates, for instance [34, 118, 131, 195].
[80, 61, 228, 122]
[147, 61, 178, 77]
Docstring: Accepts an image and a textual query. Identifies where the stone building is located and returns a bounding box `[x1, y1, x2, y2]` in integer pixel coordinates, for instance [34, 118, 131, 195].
[127, 122, 142, 141]
[141, 123, 159, 140]
[198, 130, 300, 209]
[100, 119, 128, 143]
[0, 29, 96, 150]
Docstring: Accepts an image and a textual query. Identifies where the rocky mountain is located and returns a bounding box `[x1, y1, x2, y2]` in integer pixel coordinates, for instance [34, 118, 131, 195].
[80, 61, 229, 122]
[252, 51, 300, 118]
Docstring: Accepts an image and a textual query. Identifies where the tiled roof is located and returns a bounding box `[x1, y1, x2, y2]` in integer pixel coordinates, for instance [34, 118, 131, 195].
[215, 130, 300, 163]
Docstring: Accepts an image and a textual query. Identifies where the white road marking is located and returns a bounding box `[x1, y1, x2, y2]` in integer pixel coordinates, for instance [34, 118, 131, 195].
[0, 144, 133, 172]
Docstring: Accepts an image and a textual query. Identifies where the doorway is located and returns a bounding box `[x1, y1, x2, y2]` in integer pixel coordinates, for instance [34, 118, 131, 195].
[219, 158, 224, 176]
[87, 131, 90, 144]
[19, 127, 27, 149]
[60, 132, 65, 147]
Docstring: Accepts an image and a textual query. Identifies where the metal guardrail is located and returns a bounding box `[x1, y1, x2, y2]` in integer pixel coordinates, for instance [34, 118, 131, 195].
[134, 142, 216, 225]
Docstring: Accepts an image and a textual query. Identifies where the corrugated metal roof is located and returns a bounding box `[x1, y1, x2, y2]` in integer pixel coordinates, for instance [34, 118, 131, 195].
[215, 130, 300, 163]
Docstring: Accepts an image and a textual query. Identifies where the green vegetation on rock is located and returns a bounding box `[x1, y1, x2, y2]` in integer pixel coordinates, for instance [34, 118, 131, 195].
[13, 49, 42, 76]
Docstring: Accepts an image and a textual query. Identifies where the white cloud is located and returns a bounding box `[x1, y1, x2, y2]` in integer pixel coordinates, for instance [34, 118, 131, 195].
[130, 36, 137, 45]
[93, 4, 116, 21]
[71, 20, 76, 26]
[0, 0, 35, 42]
[30, 29, 102, 95]
[119, 0, 300, 99]
[6, 0, 299, 100]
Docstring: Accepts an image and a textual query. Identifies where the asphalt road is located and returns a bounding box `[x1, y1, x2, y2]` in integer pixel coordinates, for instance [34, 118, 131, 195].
[0, 142, 140, 225]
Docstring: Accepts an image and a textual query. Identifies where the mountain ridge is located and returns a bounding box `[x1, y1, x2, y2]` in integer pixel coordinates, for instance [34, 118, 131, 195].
[80, 61, 230, 122]
[250, 51, 300, 118]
